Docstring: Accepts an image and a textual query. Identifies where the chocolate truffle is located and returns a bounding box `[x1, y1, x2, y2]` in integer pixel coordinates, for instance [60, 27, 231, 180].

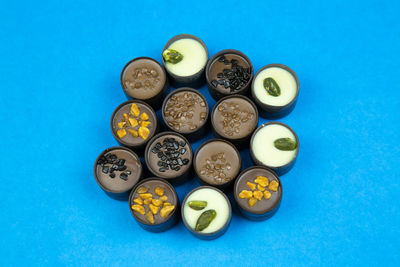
[250, 122, 299, 175]
[182, 186, 231, 240]
[251, 64, 299, 118]
[111, 100, 158, 152]
[234, 166, 282, 221]
[94, 146, 143, 200]
[211, 95, 258, 148]
[206, 49, 253, 100]
[193, 139, 241, 190]
[120, 57, 169, 109]
[144, 132, 193, 184]
[162, 88, 209, 140]
[162, 34, 208, 87]
[129, 178, 179, 232]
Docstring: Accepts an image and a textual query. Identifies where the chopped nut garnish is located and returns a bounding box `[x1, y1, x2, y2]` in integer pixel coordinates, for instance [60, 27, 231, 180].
[255, 176, 269, 187]
[117, 122, 125, 128]
[151, 199, 163, 207]
[248, 197, 257, 207]
[128, 129, 138, 137]
[138, 126, 150, 140]
[146, 211, 154, 224]
[264, 190, 271, 199]
[117, 129, 126, 138]
[268, 180, 279, 192]
[246, 182, 256, 190]
[139, 193, 152, 199]
[131, 204, 145, 215]
[137, 187, 148, 194]
[257, 184, 265, 191]
[253, 190, 263, 201]
[160, 205, 175, 218]
[149, 204, 160, 215]
[239, 190, 253, 199]
[133, 198, 143, 205]
[140, 112, 149, 121]
[130, 104, 140, 117]
[128, 117, 138, 128]
[143, 198, 152, 205]
[154, 186, 165, 196]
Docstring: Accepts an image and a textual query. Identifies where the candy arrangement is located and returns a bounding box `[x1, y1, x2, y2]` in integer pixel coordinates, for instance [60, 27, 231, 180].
[93, 34, 300, 239]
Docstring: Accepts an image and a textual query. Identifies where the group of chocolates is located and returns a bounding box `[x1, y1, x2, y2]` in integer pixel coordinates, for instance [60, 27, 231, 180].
[94, 34, 300, 239]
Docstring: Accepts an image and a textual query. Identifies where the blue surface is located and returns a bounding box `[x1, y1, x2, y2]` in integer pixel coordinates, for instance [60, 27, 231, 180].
[0, 0, 399, 266]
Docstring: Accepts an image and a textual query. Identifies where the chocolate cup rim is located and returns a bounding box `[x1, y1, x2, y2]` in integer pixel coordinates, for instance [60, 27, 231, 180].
[144, 131, 193, 179]
[251, 63, 300, 111]
[250, 122, 300, 170]
[205, 49, 254, 96]
[161, 34, 209, 79]
[211, 94, 259, 140]
[93, 146, 142, 194]
[110, 99, 158, 148]
[129, 177, 179, 226]
[161, 87, 209, 134]
[233, 166, 282, 215]
[193, 138, 242, 186]
[120, 56, 167, 100]
[181, 185, 232, 236]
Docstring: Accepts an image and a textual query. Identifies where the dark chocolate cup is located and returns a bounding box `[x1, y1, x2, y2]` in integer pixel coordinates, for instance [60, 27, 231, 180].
[181, 186, 232, 240]
[120, 57, 170, 110]
[211, 95, 258, 149]
[129, 178, 179, 232]
[193, 139, 241, 191]
[251, 64, 299, 119]
[250, 122, 299, 175]
[144, 131, 193, 185]
[233, 166, 282, 221]
[162, 87, 209, 142]
[205, 49, 254, 101]
[93, 146, 143, 200]
[110, 100, 159, 154]
[161, 34, 208, 88]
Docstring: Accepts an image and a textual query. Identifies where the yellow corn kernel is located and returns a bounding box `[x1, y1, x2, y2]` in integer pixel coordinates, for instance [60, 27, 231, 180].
[130, 104, 140, 117]
[117, 129, 126, 138]
[146, 211, 154, 224]
[239, 190, 253, 199]
[253, 190, 263, 201]
[264, 190, 272, 199]
[149, 204, 160, 215]
[128, 117, 138, 128]
[137, 187, 148, 194]
[163, 202, 172, 207]
[138, 126, 150, 140]
[246, 182, 256, 190]
[254, 176, 269, 187]
[151, 199, 163, 207]
[139, 193, 152, 199]
[131, 204, 145, 215]
[268, 180, 279, 192]
[257, 184, 265, 191]
[128, 129, 138, 137]
[160, 205, 175, 218]
[160, 196, 168, 202]
[140, 120, 151, 127]
[155, 187, 165, 196]
[123, 113, 129, 122]
[133, 198, 143, 205]
[140, 112, 149, 121]
[143, 198, 152, 205]
[117, 122, 125, 128]
[248, 197, 257, 207]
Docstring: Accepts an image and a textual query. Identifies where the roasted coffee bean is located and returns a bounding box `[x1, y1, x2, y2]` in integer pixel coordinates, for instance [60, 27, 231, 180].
[211, 80, 218, 87]
[179, 140, 186, 147]
[118, 165, 127, 171]
[109, 173, 116, 178]
[117, 159, 125, 166]
[183, 159, 189, 165]
[102, 166, 109, 174]
[120, 173, 128, 180]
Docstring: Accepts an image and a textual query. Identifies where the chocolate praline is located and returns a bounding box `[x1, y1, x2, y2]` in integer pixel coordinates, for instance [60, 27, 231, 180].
[162, 87, 209, 141]
[129, 178, 179, 232]
[110, 100, 159, 153]
[251, 64, 299, 118]
[250, 122, 299, 175]
[234, 166, 282, 221]
[94, 146, 143, 200]
[144, 131, 193, 185]
[205, 49, 253, 101]
[120, 57, 169, 109]
[161, 34, 208, 88]
[193, 139, 241, 191]
[211, 95, 258, 149]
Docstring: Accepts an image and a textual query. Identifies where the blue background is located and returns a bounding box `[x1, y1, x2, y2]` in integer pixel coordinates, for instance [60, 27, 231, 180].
[0, 0, 399, 266]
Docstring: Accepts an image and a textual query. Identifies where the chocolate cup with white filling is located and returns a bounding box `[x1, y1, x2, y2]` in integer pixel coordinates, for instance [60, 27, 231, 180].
[211, 95, 258, 149]
[94, 146, 143, 200]
[120, 57, 169, 110]
[205, 49, 253, 101]
[251, 64, 299, 119]
[161, 34, 208, 88]
[129, 178, 179, 232]
[193, 139, 241, 191]
[162, 88, 209, 141]
[144, 132, 193, 185]
[181, 186, 232, 240]
[250, 122, 300, 175]
[110, 100, 159, 154]
[234, 166, 282, 221]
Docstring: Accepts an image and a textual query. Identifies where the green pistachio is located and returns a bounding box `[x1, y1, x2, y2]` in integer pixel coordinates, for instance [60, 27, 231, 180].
[274, 137, 297, 151]
[263, 77, 281, 97]
[188, 200, 208, 210]
[163, 49, 183, 64]
[195, 209, 217, 232]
